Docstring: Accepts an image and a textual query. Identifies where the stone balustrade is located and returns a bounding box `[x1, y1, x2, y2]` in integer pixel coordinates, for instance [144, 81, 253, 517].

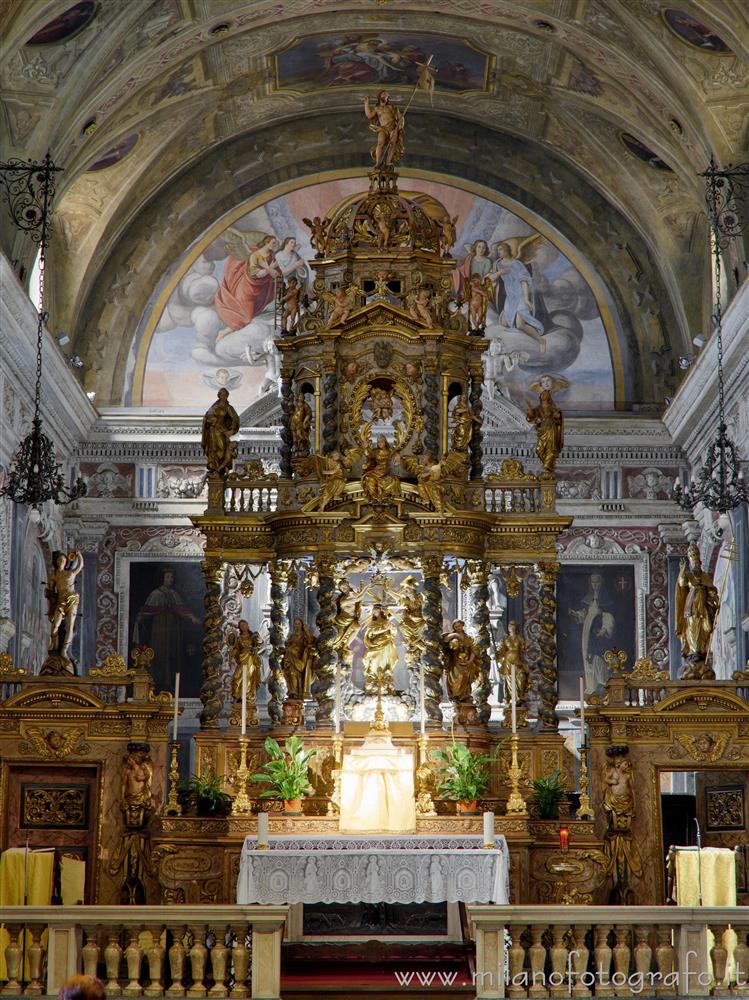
[469, 905, 749, 999]
[0, 905, 286, 1000]
[605, 677, 749, 709]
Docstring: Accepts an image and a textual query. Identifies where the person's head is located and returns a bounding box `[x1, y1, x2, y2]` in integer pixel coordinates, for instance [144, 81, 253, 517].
[452, 619, 465, 632]
[162, 568, 175, 588]
[54, 551, 67, 569]
[473, 240, 488, 257]
[508, 620, 518, 635]
[372, 603, 385, 619]
[590, 573, 603, 592]
[59, 975, 106, 1000]
[539, 374, 553, 391]
[688, 543, 702, 568]
[288, 277, 298, 287]
[293, 617, 304, 631]
[238, 619, 250, 634]
[378, 89, 390, 104]
[376, 434, 387, 448]
[282, 236, 297, 251]
[217, 387, 229, 402]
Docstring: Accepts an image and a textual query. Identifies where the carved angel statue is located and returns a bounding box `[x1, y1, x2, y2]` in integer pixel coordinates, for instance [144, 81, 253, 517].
[201, 388, 240, 474]
[45, 549, 84, 669]
[526, 374, 566, 474]
[361, 434, 401, 504]
[324, 284, 361, 326]
[396, 576, 424, 668]
[364, 90, 405, 167]
[333, 579, 365, 669]
[487, 234, 546, 352]
[401, 452, 465, 512]
[495, 621, 530, 712]
[438, 214, 459, 255]
[302, 215, 329, 256]
[300, 447, 360, 511]
[367, 385, 394, 421]
[406, 287, 434, 326]
[228, 620, 262, 726]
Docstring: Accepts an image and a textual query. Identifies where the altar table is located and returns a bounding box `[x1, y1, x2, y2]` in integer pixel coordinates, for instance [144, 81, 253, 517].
[236, 834, 509, 905]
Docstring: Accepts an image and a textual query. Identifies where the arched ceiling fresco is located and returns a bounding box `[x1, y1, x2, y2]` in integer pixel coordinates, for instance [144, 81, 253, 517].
[130, 174, 622, 414]
[1, 1, 747, 411]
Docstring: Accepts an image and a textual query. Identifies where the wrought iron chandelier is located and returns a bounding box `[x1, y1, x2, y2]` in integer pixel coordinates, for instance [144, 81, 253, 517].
[673, 156, 749, 514]
[0, 152, 87, 515]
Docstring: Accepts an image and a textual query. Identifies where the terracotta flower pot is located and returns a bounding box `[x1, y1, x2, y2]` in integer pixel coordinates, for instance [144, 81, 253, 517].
[284, 798, 302, 814]
[456, 800, 478, 815]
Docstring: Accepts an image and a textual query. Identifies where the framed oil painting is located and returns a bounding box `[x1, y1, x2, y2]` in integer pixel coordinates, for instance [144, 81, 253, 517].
[556, 564, 637, 699]
[126, 561, 205, 697]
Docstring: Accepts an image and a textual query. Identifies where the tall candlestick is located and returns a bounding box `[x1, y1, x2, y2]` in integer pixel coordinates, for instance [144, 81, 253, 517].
[419, 661, 426, 736]
[510, 662, 517, 733]
[579, 676, 585, 732]
[334, 665, 341, 734]
[241, 662, 247, 737]
[172, 672, 180, 739]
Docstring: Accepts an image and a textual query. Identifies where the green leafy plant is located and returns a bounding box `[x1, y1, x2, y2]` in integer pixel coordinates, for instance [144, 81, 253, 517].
[250, 735, 318, 801]
[431, 743, 494, 803]
[532, 769, 566, 819]
[178, 770, 233, 817]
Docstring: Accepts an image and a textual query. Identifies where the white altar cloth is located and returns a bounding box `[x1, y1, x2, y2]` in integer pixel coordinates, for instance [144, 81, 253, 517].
[236, 834, 509, 905]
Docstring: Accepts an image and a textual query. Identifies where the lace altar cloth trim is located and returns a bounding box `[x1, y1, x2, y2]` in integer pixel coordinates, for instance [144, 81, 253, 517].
[237, 834, 509, 905]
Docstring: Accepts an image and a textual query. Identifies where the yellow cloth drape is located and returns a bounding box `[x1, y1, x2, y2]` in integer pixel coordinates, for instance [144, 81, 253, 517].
[60, 856, 86, 906]
[674, 848, 737, 985]
[340, 746, 416, 833]
[0, 848, 54, 980]
[674, 847, 736, 906]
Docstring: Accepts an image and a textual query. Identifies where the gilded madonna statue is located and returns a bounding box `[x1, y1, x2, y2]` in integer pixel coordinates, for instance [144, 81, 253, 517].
[362, 604, 398, 694]
[361, 434, 401, 504]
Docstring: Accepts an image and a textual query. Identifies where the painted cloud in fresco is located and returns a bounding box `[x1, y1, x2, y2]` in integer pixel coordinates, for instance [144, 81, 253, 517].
[130, 177, 616, 413]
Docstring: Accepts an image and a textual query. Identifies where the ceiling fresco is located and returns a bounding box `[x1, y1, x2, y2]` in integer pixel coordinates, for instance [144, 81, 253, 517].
[130, 175, 619, 414]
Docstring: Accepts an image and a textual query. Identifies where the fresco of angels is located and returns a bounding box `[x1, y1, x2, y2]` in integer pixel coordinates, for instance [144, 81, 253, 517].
[130, 177, 618, 413]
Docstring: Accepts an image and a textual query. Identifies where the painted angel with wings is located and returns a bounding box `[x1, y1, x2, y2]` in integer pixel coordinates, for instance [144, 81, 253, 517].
[401, 451, 466, 512]
[214, 228, 282, 337]
[487, 234, 546, 353]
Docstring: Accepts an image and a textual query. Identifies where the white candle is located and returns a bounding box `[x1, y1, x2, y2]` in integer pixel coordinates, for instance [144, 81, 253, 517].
[241, 662, 247, 736]
[579, 676, 585, 732]
[172, 672, 180, 739]
[510, 662, 517, 733]
[483, 811, 495, 847]
[334, 666, 341, 734]
[257, 812, 269, 847]
[419, 661, 426, 736]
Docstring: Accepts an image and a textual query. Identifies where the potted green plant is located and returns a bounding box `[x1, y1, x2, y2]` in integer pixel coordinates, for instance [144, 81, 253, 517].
[431, 742, 493, 814]
[178, 770, 233, 817]
[250, 735, 318, 813]
[531, 769, 566, 819]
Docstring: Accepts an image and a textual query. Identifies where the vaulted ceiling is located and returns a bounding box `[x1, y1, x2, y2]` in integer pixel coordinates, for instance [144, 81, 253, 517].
[2, 0, 747, 410]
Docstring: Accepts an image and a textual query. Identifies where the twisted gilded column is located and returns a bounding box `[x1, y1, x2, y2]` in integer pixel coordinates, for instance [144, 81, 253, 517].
[423, 371, 439, 460]
[267, 562, 289, 723]
[536, 561, 560, 731]
[469, 561, 492, 726]
[279, 376, 294, 478]
[311, 556, 338, 725]
[421, 555, 444, 726]
[199, 558, 224, 729]
[321, 372, 338, 454]
[469, 371, 483, 479]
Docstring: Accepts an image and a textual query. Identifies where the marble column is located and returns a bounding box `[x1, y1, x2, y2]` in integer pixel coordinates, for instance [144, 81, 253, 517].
[536, 561, 560, 732]
[421, 555, 445, 726]
[469, 561, 492, 726]
[311, 556, 337, 725]
[199, 558, 224, 729]
[267, 561, 289, 723]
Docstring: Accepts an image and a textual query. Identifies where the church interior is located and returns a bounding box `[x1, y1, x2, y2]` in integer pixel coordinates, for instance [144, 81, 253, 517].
[1, 1, 749, 997]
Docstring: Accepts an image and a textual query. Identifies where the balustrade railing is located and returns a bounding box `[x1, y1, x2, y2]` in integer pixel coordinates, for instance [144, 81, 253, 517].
[0, 905, 286, 1000]
[606, 677, 749, 708]
[469, 905, 749, 999]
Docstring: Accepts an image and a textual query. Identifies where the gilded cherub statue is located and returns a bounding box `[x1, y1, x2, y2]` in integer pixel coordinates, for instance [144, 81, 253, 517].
[201, 388, 240, 474]
[279, 277, 301, 332]
[302, 215, 329, 256]
[406, 288, 434, 325]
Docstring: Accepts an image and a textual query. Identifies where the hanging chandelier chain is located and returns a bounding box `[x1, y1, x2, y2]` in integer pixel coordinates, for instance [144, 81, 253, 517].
[33, 154, 53, 422]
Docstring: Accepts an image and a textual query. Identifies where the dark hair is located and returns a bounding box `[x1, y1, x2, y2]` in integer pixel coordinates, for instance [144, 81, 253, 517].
[58, 976, 106, 1000]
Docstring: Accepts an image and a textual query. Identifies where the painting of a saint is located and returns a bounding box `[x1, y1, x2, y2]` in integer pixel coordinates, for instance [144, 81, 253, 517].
[275, 32, 488, 93]
[663, 9, 730, 52]
[129, 563, 204, 696]
[557, 565, 636, 699]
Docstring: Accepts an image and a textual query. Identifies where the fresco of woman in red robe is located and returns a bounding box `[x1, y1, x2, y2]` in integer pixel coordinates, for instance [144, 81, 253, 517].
[214, 232, 281, 335]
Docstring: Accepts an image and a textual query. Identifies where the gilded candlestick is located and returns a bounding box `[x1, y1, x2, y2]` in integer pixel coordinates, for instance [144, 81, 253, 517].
[577, 740, 595, 820]
[327, 732, 344, 816]
[505, 732, 528, 816]
[231, 736, 253, 816]
[164, 741, 182, 816]
[415, 734, 436, 816]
